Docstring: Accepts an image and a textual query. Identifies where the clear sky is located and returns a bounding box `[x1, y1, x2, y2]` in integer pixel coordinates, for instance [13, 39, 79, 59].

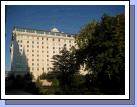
[5, 5, 125, 71]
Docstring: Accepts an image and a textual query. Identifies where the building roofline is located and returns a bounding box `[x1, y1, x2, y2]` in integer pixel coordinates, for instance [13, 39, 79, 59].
[13, 26, 76, 36]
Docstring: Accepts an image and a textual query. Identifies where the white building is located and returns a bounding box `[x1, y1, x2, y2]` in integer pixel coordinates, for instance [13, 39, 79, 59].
[10, 27, 78, 78]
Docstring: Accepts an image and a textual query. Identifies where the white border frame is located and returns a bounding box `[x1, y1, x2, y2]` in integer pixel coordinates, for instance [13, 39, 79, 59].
[1, 1, 129, 99]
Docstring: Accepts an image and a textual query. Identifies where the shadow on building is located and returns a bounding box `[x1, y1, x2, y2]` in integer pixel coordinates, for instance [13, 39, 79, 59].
[6, 33, 39, 95]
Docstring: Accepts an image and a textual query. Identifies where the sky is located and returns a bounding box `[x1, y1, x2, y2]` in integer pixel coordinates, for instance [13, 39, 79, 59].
[5, 5, 125, 71]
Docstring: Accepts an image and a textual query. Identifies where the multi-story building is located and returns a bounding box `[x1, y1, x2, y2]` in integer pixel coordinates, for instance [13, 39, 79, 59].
[10, 27, 77, 79]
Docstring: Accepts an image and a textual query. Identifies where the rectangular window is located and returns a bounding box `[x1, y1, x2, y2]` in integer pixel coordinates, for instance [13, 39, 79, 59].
[27, 45, 29, 47]
[37, 46, 39, 48]
[42, 46, 44, 49]
[37, 68, 39, 71]
[32, 59, 34, 61]
[32, 54, 34, 56]
[32, 41, 34, 44]
[53, 47, 55, 49]
[37, 42, 39, 44]
[37, 63, 39, 66]
[42, 37, 44, 40]
[37, 37, 39, 40]
[32, 63, 34, 66]
[32, 50, 34, 52]
[37, 59, 39, 61]
[37, 54, 39, 57]
[53, 38, 54, 41]
[27, 41, 29, 43]
[58, 39, 60, 42]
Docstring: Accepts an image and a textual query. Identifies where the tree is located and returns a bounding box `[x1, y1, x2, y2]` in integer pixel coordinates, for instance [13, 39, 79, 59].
[75, 14, 125, 94]
[51, 45, 77, 88]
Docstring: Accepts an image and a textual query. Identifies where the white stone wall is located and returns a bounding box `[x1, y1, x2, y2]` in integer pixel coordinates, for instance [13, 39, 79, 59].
[11, 28, 76, 78]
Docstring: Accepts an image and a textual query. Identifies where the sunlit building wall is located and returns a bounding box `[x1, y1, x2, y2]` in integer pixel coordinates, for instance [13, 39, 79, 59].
[10, 27, 77, 78]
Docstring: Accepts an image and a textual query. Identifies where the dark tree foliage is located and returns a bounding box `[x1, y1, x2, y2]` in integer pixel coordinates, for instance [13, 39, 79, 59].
[52, 45, 77, 88]
[76, 14, 125, 94]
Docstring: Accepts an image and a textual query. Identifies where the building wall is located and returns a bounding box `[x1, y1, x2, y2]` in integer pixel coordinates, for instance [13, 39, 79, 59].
[11, 27, 76, 78]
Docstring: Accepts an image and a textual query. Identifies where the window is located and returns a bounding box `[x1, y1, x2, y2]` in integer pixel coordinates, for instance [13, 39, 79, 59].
[47, 38, 48, 40]
[32, 68, 34, 71]
[32, 50, 34, 52]
[37, 59, 39, 61]
[27, 45, 29, 47]
[58, 39, 60, 42]
[37, 46, 39, 48]
[32, 59, 34, 61]
[42, 37, 44, 40]
[37, 37, 39, 40]
[53, 51, 55, 53]
[42, 46, 44, 49]
[37, 42, 39, 44]
[20, 45, 22, 47]
[27, 41, 29, 43]
[37, 50, 39, 52]
[53, 47, 55, 49]
[47, 46, 48, 49]
[69, 40, 71, 43]
[27, 49, 29, 52]
[32, 54, 34, 56]
[32, 41, 34, 44]
[42, 42, 44, 44]
[47, 51, 48, 53]
[32, 63, 34, 66]
[42, 51, 44, 53]
[53, 38, 54, 41]
[47, 55, 49, 57]
[32, 45, 34, 48]
[37, 68, 39, 71]
[47, 59, 49, 61]
[37, 54, 39, 57]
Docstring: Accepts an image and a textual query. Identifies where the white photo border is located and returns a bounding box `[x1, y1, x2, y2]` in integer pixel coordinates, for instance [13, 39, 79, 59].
[1, 1, 129, 100]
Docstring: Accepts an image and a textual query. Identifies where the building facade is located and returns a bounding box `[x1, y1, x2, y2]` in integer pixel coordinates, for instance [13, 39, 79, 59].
[10, 27, 77, 78]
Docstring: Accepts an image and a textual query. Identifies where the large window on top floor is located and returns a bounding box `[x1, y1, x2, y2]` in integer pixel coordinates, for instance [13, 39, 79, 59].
[26, 29, 35, 33]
